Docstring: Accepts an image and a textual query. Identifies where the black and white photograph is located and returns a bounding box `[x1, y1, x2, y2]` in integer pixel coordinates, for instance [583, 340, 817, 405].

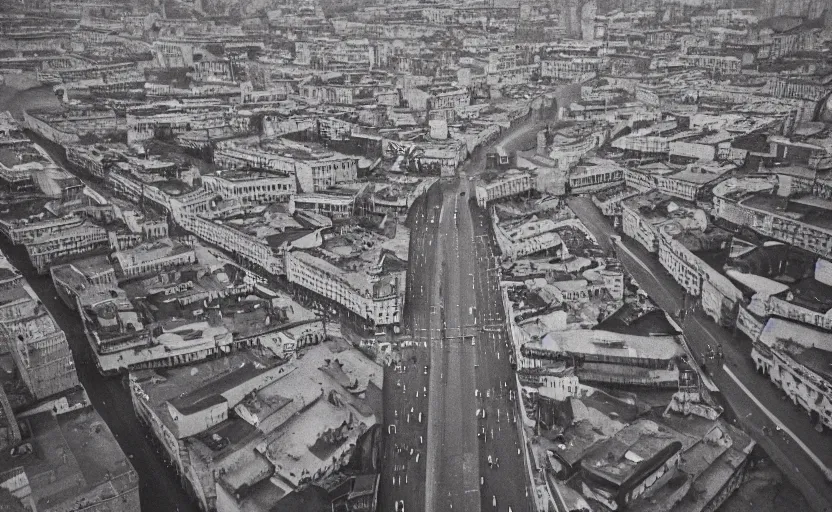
[0, 0, 829, 511]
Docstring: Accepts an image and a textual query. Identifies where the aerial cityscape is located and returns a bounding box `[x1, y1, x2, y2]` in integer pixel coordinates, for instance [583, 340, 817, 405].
[0, 0, 829, 511]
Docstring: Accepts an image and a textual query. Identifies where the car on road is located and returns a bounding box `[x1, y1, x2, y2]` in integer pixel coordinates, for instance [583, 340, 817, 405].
[423, 365, 429, 375]
[460, 191, 466, 196]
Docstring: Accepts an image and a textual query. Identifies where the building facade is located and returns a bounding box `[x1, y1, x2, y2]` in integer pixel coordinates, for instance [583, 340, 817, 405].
[285, 251, 401, 327]
[475, 171, 534, 207]
[24, 221, 110, 274]
[202, 174, 296, 205]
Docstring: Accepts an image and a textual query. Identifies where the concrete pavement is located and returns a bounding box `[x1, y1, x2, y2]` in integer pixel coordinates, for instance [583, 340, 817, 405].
[568, 196, 832, 512]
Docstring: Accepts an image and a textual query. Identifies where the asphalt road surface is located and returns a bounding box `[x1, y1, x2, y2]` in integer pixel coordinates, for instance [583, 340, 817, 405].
[379, 86, 581, 512]
[380, 179, 532, 512]
[469, 189, 532, 512]
[378, 184, 440, 512]
[568, 196, 832, 512]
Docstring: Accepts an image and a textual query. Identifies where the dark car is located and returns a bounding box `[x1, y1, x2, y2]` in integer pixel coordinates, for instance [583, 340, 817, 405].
[460, 191, 466, 196]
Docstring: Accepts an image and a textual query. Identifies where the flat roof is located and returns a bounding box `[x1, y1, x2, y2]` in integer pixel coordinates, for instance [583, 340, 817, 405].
[759, 317, 832, 381]
[0, 407, 134, 511]
[581, 419, 685, 486]
[131, 351, 274, 430]
[663, 169, 723, 185]
[265, 228, 316, 249]
[741, 194, 832, 231]
[169, 361, 275, 416]
[536, 329, 684, 361]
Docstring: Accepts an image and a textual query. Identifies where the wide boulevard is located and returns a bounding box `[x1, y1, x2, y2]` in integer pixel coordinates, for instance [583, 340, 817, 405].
[378, 86, 580, 512]
[382, 173, 532, 512]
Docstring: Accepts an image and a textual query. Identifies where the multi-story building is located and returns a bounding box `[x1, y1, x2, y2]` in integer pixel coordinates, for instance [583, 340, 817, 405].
[623, 166, 663, 192]
[289, 192, 357, 219]
[152, 41, 195, 67]
[623, 190, 742, 324]
[0, 256, 79, 400]
[169, 202, 284, 277]
[568, 160, 623, 194]
[112, 238, 196, 278]
[765, 77, 829, 102]
[126, 101, 234, 146]
[658, 225, 742, 326]
[592, 186, 641, 217]
[0, 397, 140, 512]
[214, 138, 358, 193]
[542, 126, 608, 171]
[521, 329, 685, 388]
[201, 171, 296, 205]
[485, 56, 537, 85]
[24, 220, 110, 274]
[751, 317, 832, 433]
[580, 419, 684, 510]
[496, 218, 569, 262]
[655, 168, 726, 202]
[713, 181, 832, 260]
[129, 341, 380, 512]
[681, 54, 741, 74]
[23, 107, 118, 145]
[728, 247, 832, 334]
[285, 250, 403, 327]
[0, 213, 84, 246]
[540, 57, 603, 81]
[428, 88, 470, 112]
[475, 170, 534, 207]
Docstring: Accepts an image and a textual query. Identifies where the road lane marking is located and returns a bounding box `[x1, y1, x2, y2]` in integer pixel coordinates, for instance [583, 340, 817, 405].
[723, 365, 832, 482]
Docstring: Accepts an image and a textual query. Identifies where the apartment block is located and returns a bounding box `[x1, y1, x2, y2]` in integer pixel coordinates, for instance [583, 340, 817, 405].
[285, 250, 402, 327]
[112, 238, 197, 278]
[751, 318, 832, 432]
[24, 220, 110, 274]
[0, 257, 79, 400]
[475, 170, 534, 207]
[202, 171, 296, 205]
[214, 138, 358, 194]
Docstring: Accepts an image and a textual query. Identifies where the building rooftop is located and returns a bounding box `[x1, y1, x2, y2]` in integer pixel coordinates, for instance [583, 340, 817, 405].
[758, 317, 832, 382]
[113, 238, 194, 271]
[741, 194, 832, 231]
[131, 351, 276, 433]
[776, 277, 832, 314]
[664, 168, 724, 185]
[249, 137, 355, 163]
[580, 419, 685, 487]
[154, 340, 381, 506]
[635, 422, 754, 512]
[0, 406, 136, 512]
[535, 329, 684, 361]
[595, 307, 679, 337]
[170, 361, 275, 416]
